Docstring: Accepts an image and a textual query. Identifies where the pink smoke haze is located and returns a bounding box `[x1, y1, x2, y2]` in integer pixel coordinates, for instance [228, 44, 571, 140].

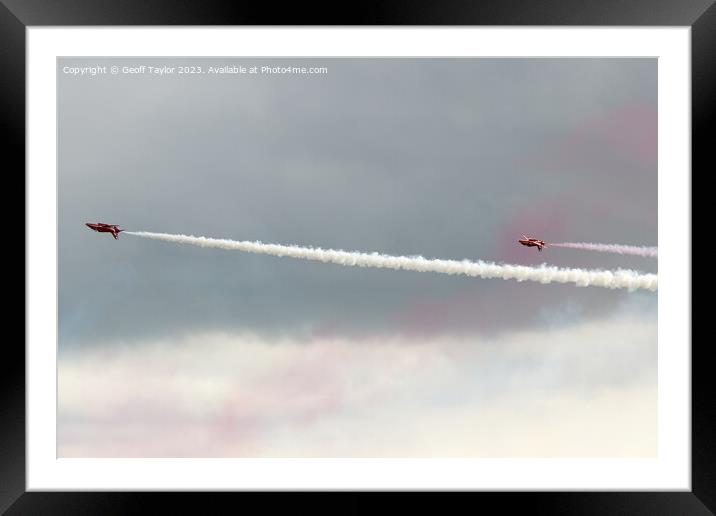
[527, 103, 657, 172]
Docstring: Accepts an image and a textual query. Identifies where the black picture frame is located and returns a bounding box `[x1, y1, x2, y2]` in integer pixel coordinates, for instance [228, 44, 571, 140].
[5, 0, 711, 513]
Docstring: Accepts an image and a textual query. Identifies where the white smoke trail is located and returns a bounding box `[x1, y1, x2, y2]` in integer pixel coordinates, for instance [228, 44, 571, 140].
[550, 242, 658, 258]
[125, 231, 657, 292]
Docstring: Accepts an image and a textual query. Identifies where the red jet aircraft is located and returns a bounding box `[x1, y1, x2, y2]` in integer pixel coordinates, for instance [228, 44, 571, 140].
[86, 222, 123, 240]
[518, 235, 547, 252]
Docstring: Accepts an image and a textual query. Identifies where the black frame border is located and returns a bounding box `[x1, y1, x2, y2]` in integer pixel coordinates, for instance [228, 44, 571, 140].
[5, 1, 712, 513]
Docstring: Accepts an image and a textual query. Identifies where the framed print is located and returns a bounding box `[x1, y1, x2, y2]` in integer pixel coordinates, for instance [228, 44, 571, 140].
[5, 0, 712, 513]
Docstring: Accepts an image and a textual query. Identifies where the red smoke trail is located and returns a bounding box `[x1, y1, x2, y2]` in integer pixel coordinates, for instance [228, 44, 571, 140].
[550, 242, 657, 258]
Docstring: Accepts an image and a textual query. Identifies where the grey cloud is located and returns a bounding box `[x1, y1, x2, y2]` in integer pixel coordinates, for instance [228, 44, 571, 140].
[59, 58, 657, 347]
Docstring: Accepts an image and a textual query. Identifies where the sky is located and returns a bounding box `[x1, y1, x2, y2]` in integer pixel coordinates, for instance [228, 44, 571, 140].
[57, 57, 658, 457]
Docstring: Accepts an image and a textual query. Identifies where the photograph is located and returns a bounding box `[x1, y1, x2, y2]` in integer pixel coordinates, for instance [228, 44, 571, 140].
[57, 56, 658, 458]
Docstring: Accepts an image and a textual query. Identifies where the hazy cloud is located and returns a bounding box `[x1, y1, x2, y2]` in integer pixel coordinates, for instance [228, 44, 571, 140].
[58, 312, 656, 457]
